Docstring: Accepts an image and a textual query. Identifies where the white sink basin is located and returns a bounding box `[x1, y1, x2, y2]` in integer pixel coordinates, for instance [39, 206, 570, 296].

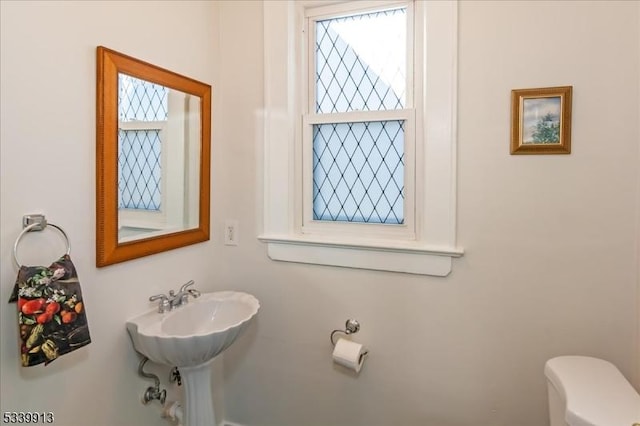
[126, 291, 259, 367]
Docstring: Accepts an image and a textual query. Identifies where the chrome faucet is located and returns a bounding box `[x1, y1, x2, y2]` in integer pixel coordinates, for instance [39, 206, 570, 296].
[149, 280, 201, 313]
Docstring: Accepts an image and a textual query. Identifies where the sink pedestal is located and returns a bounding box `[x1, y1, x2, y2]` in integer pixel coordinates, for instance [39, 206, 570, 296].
[180, 360, 216, 426]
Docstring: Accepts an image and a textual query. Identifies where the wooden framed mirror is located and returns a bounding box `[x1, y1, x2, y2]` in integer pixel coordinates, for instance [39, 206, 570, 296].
[96, 46, 211, 267]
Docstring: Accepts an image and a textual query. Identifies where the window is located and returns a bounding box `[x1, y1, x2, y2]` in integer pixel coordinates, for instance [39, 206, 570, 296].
[118, 74, 168, 233]
[118, 127, 163, 211]
[118, 74, 168, 211]
[260, 0, 463, 276]
[306, 5, 411, 233]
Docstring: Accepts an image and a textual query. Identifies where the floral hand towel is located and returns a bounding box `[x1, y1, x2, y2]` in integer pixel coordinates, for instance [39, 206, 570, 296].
[9, 254, 91, 366]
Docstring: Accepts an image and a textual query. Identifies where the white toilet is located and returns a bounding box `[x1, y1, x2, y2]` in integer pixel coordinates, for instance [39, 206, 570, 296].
[545, 356, 640, 426]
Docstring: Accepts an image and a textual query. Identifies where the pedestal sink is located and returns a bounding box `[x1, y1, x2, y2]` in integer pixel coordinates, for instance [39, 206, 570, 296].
[126, 291, 259, 426]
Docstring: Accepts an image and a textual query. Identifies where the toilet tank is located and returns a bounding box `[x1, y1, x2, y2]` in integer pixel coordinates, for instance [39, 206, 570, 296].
[544, 356, 640, 426]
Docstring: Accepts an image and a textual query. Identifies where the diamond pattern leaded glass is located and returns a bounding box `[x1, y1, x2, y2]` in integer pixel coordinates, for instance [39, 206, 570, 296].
[118, 74, 167, 211]
[118, 130, 162, 211]
[313, 121, 404, 224]
[315, 8, 406, 113]
[311, 7, 407, 225]
[119, 74, 168, 121]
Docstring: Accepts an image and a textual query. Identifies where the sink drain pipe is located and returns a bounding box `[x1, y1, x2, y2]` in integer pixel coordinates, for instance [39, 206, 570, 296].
[162, 400, 184, 425]
[137, 356, 184, 425]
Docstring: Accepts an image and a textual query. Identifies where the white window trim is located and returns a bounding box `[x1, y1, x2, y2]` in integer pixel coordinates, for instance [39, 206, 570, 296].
[259, 0, 463, 276]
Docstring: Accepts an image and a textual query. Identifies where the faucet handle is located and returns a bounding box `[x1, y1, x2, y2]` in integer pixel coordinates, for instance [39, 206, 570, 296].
[149, 294, 170, 313]
[179, 280, 196, 292]
[187, 288, 201, 298]
[149, 294, 167, 301]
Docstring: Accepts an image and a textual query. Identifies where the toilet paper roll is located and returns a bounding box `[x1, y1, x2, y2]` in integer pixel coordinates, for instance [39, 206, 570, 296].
[332, 338, 367, 373]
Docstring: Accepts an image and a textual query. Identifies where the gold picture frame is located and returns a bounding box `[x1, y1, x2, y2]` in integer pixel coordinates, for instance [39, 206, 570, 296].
[510, 86, 572, 155]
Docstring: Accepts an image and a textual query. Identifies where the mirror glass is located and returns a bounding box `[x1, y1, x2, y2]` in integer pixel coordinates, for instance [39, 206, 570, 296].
[97, 46, 211, 267]
[117, 74, 201, 242]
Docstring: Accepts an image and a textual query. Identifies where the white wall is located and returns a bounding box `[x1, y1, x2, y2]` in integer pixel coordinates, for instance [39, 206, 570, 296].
[1, 1, 639, 426]
[216, 1, 640, 426]
[0, 2, 223, 426]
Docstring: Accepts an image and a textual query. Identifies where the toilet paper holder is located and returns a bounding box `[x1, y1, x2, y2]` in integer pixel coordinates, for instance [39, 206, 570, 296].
[330, 319, 369, 356]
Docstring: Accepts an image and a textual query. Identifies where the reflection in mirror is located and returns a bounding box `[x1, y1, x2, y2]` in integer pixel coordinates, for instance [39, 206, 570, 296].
[117, 74, 201, 242]
[97, 46, 211, 267]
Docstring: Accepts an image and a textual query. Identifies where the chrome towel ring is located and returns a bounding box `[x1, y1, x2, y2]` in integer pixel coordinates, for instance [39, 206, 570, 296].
[13, 214, 71, 268]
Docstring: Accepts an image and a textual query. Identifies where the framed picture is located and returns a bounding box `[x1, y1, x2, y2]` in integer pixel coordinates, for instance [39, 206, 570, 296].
[510, 86, 572, 155]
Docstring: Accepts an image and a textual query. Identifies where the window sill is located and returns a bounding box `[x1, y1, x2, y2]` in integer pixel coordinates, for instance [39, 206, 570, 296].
[258, 234, 464, 276]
